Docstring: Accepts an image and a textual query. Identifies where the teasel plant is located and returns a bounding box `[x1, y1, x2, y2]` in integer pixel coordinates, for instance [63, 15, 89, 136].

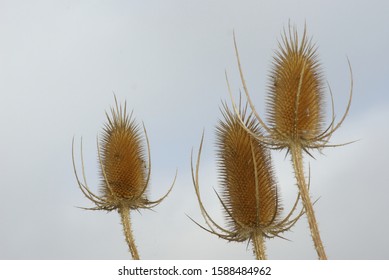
[72, 96, 176, 260]
[190, 100, 304, 259]
[228, 24, 353, 259]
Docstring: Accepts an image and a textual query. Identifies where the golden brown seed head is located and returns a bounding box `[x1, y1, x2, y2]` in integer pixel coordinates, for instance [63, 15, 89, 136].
[73, 97, 175, 213]
[267, 26, 324, 144]
[216, 103, 280, 237]
[100, 102, 148, 204]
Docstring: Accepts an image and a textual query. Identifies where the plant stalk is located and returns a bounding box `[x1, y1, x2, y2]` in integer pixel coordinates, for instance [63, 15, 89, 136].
[252, 232, 267, 260]
[290, 144, 327, 260]
[119, 206, 140, 260]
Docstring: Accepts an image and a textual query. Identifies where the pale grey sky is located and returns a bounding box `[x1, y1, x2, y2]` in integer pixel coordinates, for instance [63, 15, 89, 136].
[0, 0, 388, 259]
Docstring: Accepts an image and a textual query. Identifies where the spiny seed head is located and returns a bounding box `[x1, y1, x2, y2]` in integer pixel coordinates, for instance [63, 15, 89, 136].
[99, 101, 148, 206]
[73, 97, 175, 213]
[216, 103, 280, 238]
[267, 26, 324, 145]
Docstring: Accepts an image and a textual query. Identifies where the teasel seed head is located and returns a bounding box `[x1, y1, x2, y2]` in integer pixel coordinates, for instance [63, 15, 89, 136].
[267, 25, 324, 146]
[99, 101, 148, 206]
[72, 96, 176, 259]
[217, 102, 280, 238]
[226, 24, 353, 259]
[72, 96, 175, 212]
[229, 24, 353, 153]
[229, 24, 353, 259]
[191, 101, 303, 251]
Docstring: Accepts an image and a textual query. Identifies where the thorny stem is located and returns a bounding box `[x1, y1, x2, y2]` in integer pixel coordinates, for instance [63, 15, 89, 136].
[252, 232, 267, 260]
[118, 206, 140, 260]
[290, 144, 327, 260]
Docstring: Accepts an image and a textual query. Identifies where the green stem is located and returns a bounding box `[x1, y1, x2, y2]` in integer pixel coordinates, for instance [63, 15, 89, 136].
[118, 206, 140, 260]
[252, 232, 267, 260]
[290, 144, 327, 260]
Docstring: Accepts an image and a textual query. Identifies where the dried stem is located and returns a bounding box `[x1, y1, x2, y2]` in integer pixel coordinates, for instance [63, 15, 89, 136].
[118, 206, 140, 260]
[290, 143, 327, 260]
[252, 232, 267, 260]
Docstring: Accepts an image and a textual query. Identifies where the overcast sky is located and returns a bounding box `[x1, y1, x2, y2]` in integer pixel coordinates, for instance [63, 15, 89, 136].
[0, 0, 388, 260]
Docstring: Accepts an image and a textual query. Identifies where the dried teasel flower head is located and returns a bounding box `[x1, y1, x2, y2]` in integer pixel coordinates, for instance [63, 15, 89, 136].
[217, 102, 280, 237]
[72, 96, 176, 260]
[267, 25, 324, 146]
[230, 24, 353, 153]
[229, 24, 353, 259]
[99, 99, 149, 208]
[191, 101, 303, 259]
[72, 96, 175, 212]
